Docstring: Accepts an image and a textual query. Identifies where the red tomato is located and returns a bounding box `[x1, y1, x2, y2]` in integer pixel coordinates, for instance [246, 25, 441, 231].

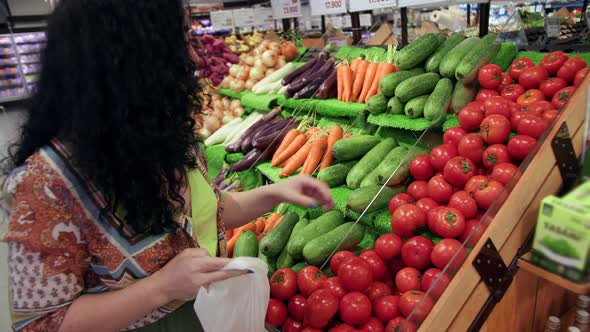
[500, 84, 525, 102]
[298, 266, 327, 298]
[458, 101, 485, 131]
[482, 144, 511, 169]
[443, 127, 468, 146]
[395, 267, 422, 293]
[288, 295, 306, 321]
[443, 156, 476, 187]
[401, 236, 434, 270]
[329, 324, 356, 332]
[509, 57, 535, 80]
[359, 317, 385, 332]
[430, 143, 458, 171]
[464, 175, 489, 196]
[304, 289, 339, 329]
[484, 96, 511, 118]
[516, 114, 548, 139]
[385, 317, 417, 332]
[431, 238, 467, 271]
[459, 219, 487, 247]
[539, 77, 567, 100]
[478, 64, 503, 89]
[320, 277, 347, 299]
[283, 318, 304, 332]
[410, 155, 435, 181]
[382, 271, 395, 291]
[388, 193, 415, 214]
[517, 89, 544, 106]
[557, 56, 587, 83]
[527, 100, 554, 117]
[416, 198, 439, 215]
[302, 328, 323, 332]
[498, 72, 513, 91]
[391, 204, 426, 237]
[407, 181, 429, 200]
[480, 114, 511, 145]
[421, 268, 451, 300]
[510, 110, 528, 131]
[448, 190, 478, 219]
[388, 257, 407, 279]
[542, 109, 559, 124]
[330, 251, 356, 278]
[519, 66, 548, 89]
[490, 162, 521, 185]
[339, 292, 372, 326]
[574, 67, 590, 87]
[429, 207, 466, 238]
[375, 233, 403, 261]
[458, 133, 485, 165]
[551, 86, 575, 110]
[374, 295, 401, 324]
[270, 268, 298, 300]
[366, 281, 393, 302]
[427, 174, 454, 204]
[474, 180, 506, 210]
[360, 250, 387, 281]
[539, 51, 568, 75]
[507, 134, 537, 161]
[476, 89, 499, 102]
[266, 298, 288, 327]
[338, 257, 374, 292]
[399, 291, 434, 323]
[510, 101, 529, 114]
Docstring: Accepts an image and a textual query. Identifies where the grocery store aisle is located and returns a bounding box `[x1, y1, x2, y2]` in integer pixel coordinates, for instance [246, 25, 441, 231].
[0, 106, 27, 332]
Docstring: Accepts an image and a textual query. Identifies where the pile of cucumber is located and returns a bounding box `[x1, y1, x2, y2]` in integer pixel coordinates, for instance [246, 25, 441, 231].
[366, 32, 518, 123]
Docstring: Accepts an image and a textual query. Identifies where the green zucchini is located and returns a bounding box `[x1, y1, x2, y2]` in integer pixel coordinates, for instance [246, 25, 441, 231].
[379, 71, 419, 98]
[258, 249, 277, 278]
[404, 95, 429, 119]
[259, 212, 299, 257]
[361, 146, 427, 187]
[456, 34, 501, 85]
[303, 223, 366, 266]
[439, 37, 482, 78]
[425, 34, 466, 74]
[395, 73, 441, 102]
[386, 97, 404, 114]
[233, 231, 258, 257]
[395, 34, 441, 70]
[347, 186, 403, 213]
[408, 67, 426, 75]
[424, 78, 454, 121]
[367, 93, 388, 115]
[287, 210, 344, 259]
[450, 80, 477, 113]
[491, 42, 519, 72]
[317, 161, 357, 188]
[332, 135, 381, 161]
[290, 261, 309, 273]
[347, 137, 398, 189]
[276, 246, 295, 269]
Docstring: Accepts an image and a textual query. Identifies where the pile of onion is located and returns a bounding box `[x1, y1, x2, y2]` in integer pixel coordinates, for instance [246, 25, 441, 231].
[196, 94, 244, 138]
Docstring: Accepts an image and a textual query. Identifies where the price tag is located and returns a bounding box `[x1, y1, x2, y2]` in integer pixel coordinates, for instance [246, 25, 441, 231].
[350, 0, 397, 12]
[360, 13, 372, 27]
[254, 7, 275, 30]
[232, 8, 255, 28]
[342, 15, 352, 28]
[271, 0, 302, 19]
[545, 17, 560, 38]
[210, 10, 234, 31]
[310, 0, 347, 16]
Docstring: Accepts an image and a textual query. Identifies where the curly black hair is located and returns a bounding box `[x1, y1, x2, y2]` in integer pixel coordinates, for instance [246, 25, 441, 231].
[7, 0, 200, 235]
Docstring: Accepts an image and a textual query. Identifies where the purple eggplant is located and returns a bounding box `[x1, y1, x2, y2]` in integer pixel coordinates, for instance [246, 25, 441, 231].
[251, 118, 282, 142]
[282, 54, 320, 86]
[317, 69, 338, 99]
[237, 109, 281, 152]
[294, 77, 323, 99]
[302, 59, 334, 85]
[287, 56, 327, 94]
[254, 117, 293, 140]
[225, 143, 240, 153]
[212, 168, 229, 186]
[243, 119, 280, 152]
[230, 149, 261, 172]
[253, 121, 298, 149]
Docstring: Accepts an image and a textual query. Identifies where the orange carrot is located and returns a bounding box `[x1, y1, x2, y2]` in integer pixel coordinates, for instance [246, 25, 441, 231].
[279, 142, 313, 177]
[226, 229, 243, 256]
[256, 232, 264, 241]
[225, 229, 234, 239]
[365, 62, 397, 102]
[358, 62, 379, 103]
[320, 126, 344, 170]
[255, 218, 266, 233]
[263, 213, 280, 233]
[351, 60, 369, 101]
[343, 133, 352, 138]
[271, 133, 306, 167]
[268, 216, 284, 232]
[301, 135, 328, 175]
[279, 160, 288, 168]
[305, 127, 321, 140]
[236, 222, 257, 232]
[272, 129, 300, 165]
[341, 65, 354, 103]
[337, 65, 344, 101]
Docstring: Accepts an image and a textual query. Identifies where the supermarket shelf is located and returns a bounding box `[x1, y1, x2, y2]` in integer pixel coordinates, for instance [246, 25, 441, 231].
[0, 94, 30, 103]
[518, 253, 590, 294]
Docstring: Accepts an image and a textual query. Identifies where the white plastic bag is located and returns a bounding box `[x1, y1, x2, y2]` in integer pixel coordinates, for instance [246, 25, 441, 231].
[194, 257, 269, 332]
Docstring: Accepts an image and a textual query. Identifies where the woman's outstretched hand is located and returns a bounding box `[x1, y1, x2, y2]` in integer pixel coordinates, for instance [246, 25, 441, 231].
[272, 175, 334, 211]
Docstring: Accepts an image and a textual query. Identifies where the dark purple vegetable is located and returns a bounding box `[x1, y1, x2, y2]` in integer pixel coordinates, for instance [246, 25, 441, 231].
[212, 168, 229, 186]
[294, 77, 323, 99]
[287, 56, 327, 94]
[317, 69, 338, 99]
[282, 54, 320, 86]
[225, 143, 240, 153]
[251, 118, 283, 142]
[254, 117, 293, 140]
[243, 119, 280, 152]
[302, 59, 334, 85]
[231, 149, 261, 172]
[253, 121, 298, 149]
[237, 109, 281, 152]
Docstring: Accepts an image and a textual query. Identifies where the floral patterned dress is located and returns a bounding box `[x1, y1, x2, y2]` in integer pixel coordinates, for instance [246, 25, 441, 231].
[2, 139, 226, 331]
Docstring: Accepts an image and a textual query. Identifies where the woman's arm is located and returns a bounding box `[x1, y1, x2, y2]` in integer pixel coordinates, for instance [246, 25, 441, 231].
[222, 176, 333, 229]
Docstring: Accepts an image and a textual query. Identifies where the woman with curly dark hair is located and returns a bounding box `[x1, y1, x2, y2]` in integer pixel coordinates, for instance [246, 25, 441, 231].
[1, 1, 332, 331]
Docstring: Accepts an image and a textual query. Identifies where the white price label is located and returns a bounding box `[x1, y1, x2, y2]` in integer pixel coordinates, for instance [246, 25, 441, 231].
[360, 14, 372, 27]
[232, 8, 255, 28]
[545, 17, 560, 38]
[271, 0, 302, 19]
[210, 10, 234, 31]
[350, 0, 397, 12]
[310, 0, 347, 16]
[254, 7, 275, 30]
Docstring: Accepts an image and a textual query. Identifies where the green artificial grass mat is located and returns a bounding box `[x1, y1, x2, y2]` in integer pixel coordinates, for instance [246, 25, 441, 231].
[240, 92, 281, 112]
[204, 145, 227, 181]
[315, 99, 366, 118]
[373, 211, 393, 236]
[316, 116, 354, 130]
[217, 88, 245, 99]
[443, 115, 459, 132]
[278, 96, 319, 112]
[256, 162, 298, 183]
[368, 113, 432, 131]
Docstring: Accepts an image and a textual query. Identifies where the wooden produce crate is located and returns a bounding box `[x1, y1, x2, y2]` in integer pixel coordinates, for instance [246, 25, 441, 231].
[417, 74, 590, 332]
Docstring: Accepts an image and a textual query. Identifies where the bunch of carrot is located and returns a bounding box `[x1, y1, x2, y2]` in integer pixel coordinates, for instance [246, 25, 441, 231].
[270, 125, 345, 177]
[226, 212, 284, 257]
[337, 45, 399, 104]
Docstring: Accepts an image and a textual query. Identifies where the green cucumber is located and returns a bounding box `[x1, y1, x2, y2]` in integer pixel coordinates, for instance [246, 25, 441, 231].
[439, 37, 482, 78]
[303, 223, 366, 266]
[332, 135, 381, 161]
[367, 93, 388, 115]
[284, 218, 309, 254]
[435, 33, 448, 46]
[317, 161, 357, 188]
[394, 73, 441, 102]
[258, 249, 276, 278]
[233, 231, 258, 257]
[347, 137, 398, 189]
[491, 42, 519, 72]
[395, 33, 441, 70]
[450, 80, 477, 113]
[408, 68, 426, 75]
[276, 246, 295, 269]
[287, 210, 344, 259]
[424, 78, 454, 121]
[386, 97, 404, 114]
[456, 34, 501, 85]
[379, 71, 419, 98]
[404, 95, 429, 119]
[290, 262, 309, 273]
[259, 212, 299, 257]
[425, 34, 466, 74]
[347, 186, 403, 213]
[361, 146, 427, 187]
